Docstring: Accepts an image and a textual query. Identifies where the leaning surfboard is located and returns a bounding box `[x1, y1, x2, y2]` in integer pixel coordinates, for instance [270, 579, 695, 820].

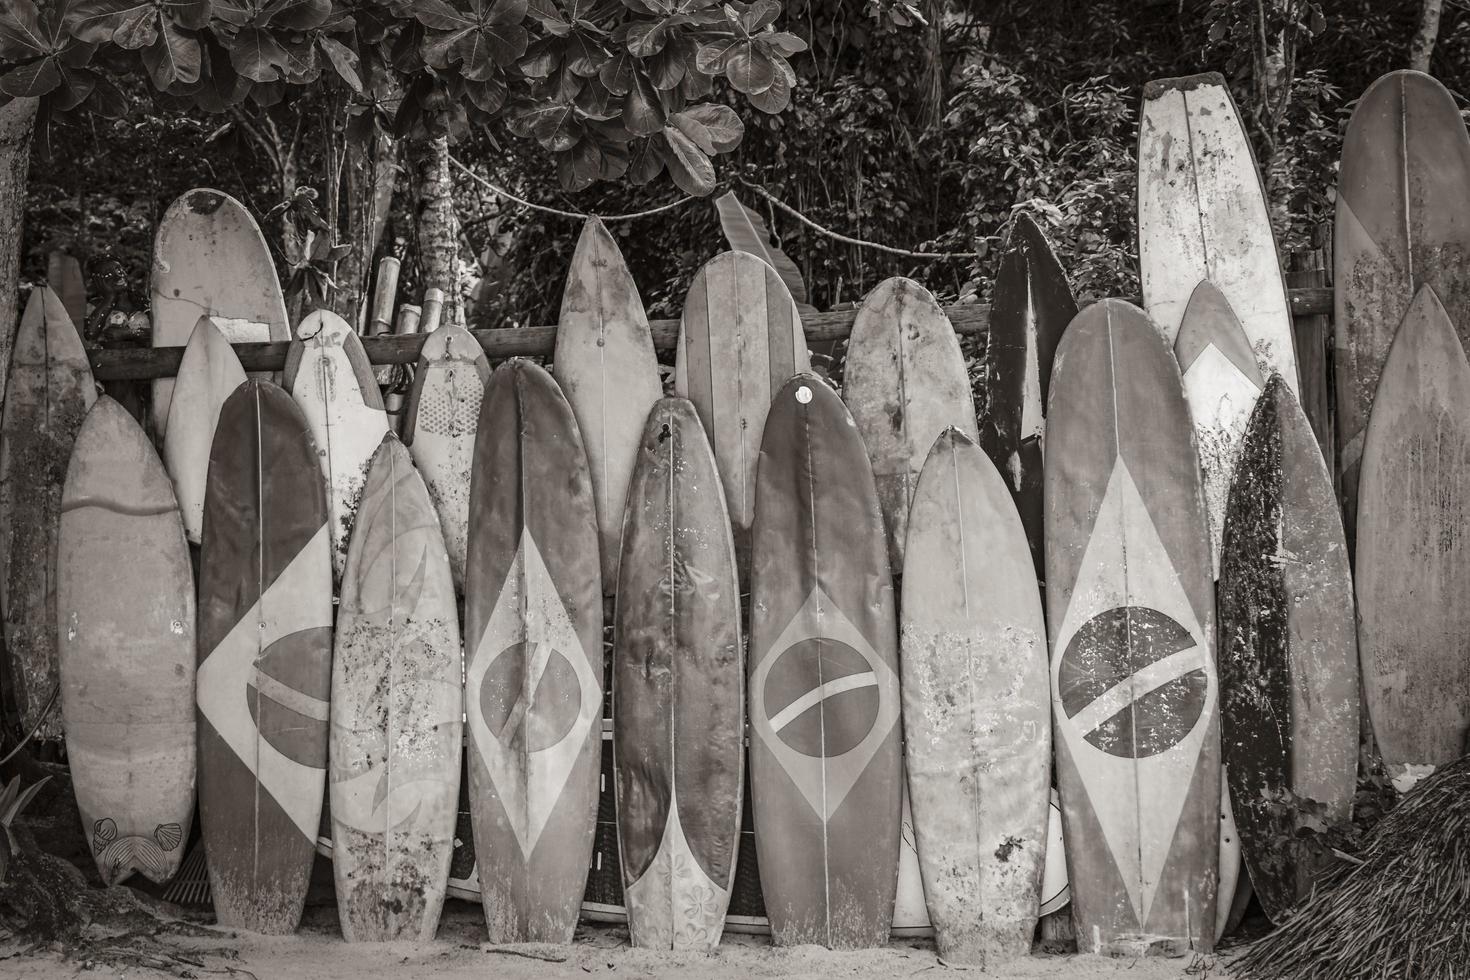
[0, 286, 97, 740]
[151, 189, 290, 437]
[845, 277, 977, 570]
[1219, 375, 1357, 922]
[1138, 73, 1297, 391]
[554, 217, 663, 593]
[614, 398, 743, 950]
[197, 380, 333, 934]
[1046, 300, 1219, 955]
[464, 359, 603, 943]
[902, 427, 1050, 967]
[982, 214, 1077, 581]
[285, 309, 390, 580]
[330, 433, 462, 942]
[749, 374, 901, 949]
[164, 316, 248, 545]
[1356, 285, 1470, 792]
[59, 397, 195, 886]
[1335, 70, 1470, 536]
[675, 251, 810, 572]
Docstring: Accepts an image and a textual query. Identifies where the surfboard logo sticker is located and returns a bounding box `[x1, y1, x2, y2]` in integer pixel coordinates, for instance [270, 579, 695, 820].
[751, 584, 899, 821]
[1052, 459, 1214, 925]
[466, 528, 599, 856]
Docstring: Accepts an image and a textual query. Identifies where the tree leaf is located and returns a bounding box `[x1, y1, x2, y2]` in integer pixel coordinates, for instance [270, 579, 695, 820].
[143, 19, 201, 88]
[563, 29, 603, 76]
[725, 43, 774, 94]
[556, 137, 601, 190]
[84, 73, 128, 116]
[0, 57, 60, 98]
[694, 38, 737, 74]
[164, 0, 212, 30]
[627, 136, 663, 184]
[746, 55, 790, 111]
[761, 31, 806, 56]
[229, 25, 286, 82]
[318, 35, 361, 91]
[52, 62, 97, 109]
[740, 0, 781, 33]
[598, 47, 632, 94]
[714, 190, 810, 305]
[671, 102, 741, 151]
[264, 0, 332, 31]
[662, 123, 714, 195]
[518, 36, 560, 78]
[624, 19, 666, 57]
[647, 32, 693, 89]
[68, 2, 157, 48]
[621, 70, 662, 135]
[209, 1, 258, 27]
[0, 1, 48, 59]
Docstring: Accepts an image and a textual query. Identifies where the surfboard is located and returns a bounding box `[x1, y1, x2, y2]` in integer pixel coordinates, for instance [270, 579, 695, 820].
[464, 359, 603, 943]
[1356, 285, 1470, 792]
[1219, 374, 1357, 922]
[675, 251, 810, 572]
[197, 380, 332, 934]
[403, 323, 489, 592]
[613, 397, 743, 950]
[151, 189, 290, 437]
[982, 215, 1077, 581]
[1045, 300, 1219, 956]
[748, 374, 901, 949]
[554, 218, 663, 594]
[1335, 70, 1470, 538]
[58, 397, 194, 886]
[285, 309, 390, 581]
[163, 317, 248, 545]
[0, 286, 97, 740]
[845, 278, 977, 570]
[1138, 73, 1298, 392]
[330, 433, 462, 942]
[902, 427, 1050, 967]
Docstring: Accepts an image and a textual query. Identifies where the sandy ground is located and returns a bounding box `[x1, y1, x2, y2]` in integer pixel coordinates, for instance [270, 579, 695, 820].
[2, 901, 1240, 980]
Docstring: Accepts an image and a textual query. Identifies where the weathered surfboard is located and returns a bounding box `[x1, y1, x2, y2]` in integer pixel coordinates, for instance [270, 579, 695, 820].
[197, 380, 332, 934]
[613, 398, 743, 950]
[1335, 70, 1470, 537]
[464, 359, 603, 943]
[59, 397, 194, 886]
[330, 434, 462, 942]
[403, 323, 489, 592]
[1356, 286, 1470, 792]
[163, 317, 248, 545]
[285, 309, 390, 580]
[845, 278, 977, 569]
[1046, 300, 1219, 955]
[1219, 375, 1358, 922]
[982, 215, 1077, 581]
[902, 427, 1050, 967]
[554, 218, 663, 593]
[749, 374, 901, 949]
[0, 286, 97, 740]
[151, 189, 290, 437]
[1138, 73, 1297, 391]
[675, 251, 810, 571]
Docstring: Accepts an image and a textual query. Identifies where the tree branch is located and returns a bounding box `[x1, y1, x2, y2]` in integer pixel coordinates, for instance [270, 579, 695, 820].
[1409, 0, 1443, 72]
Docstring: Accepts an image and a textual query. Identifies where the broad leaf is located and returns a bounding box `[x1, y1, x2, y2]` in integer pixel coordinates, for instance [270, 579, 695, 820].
[557, 137, 600, 190]
[620, 70, 662, 135]
[143, 19, 201, 89]
[761, 31, 806, 56]
[562, 30, 604, 76]
[714, 190, 812, 307]
[670, 102, 741, 152]
[52, 62, 97, 109]
[647, 32, 693, 89]
[724, 43, 774, 94]
[598, 48, 632, 93]
[740, 0, 780, 33]
[229, 25, 287, 82]
[747, 53, 790, 111]
[626, 136, 663, 184]
[662, 123, 713, 195]
[318, 35, 361, 91]
[0, 57, 61, 98]
[0, 1, 47, 60]
[264, 0, 332, 30]
[69, 2, 157, 48]
[694, 38, 737, 73]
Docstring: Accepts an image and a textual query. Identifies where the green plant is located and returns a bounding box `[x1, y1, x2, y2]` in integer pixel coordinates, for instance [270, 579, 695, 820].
[0, 775, 51, 884]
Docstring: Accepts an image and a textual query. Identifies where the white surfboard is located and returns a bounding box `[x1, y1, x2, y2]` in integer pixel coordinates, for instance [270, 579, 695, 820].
[164, 317, 248, 544]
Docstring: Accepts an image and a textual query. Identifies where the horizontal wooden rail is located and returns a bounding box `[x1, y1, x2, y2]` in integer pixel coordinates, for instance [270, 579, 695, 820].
[87, 286, 1335, 382]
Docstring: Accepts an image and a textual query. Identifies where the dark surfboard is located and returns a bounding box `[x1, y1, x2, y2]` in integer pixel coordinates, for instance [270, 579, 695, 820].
[748, 374, 901, 949]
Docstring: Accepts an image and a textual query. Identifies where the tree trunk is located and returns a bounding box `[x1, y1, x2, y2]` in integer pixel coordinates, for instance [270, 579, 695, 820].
[409, 135, 462, 326]
[1409, 0, 1443, 72]
[0, 98, 38, 412]
[333, 129, 399, 328]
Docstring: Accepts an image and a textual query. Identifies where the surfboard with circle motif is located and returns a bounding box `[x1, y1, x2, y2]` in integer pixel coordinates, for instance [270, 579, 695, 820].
[1356, 285, 1470, 792]
[902, 427, 1050, 967]
[464, 359, 603, 943]
[1138, 73, 1297, 392]
[614, 397, 743, 950]
[845, 277, 977, 570]
[1045, 300, 1219, 956]
[285, 309, 390, 581]
[403, 323, 489, 592]
[151, 189, 290, 437]
[330, 433, 462, 942]
[0, 286, 97, 741]
[164, 316, 248, 545]
[675, 251, 810, 573]
[197, 380, 333, 934]
[1220, 375, 1358, 922]
[59, 397, 195, 887]
[749, 374, 901, 949]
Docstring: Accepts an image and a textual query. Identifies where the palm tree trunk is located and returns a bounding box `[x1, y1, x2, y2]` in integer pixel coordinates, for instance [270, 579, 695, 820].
[0, 98, 38, 412]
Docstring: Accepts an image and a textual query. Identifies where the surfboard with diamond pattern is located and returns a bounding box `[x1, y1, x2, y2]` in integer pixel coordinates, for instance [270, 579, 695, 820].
[1045, 300, 1219, 955]
[197, 380, 333, 934]
[464, 359, 603, 943]
[748, 374, 901, 949]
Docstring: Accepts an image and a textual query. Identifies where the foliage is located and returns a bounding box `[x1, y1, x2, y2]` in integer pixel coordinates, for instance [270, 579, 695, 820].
[0, 775, 50, 884]
[0, 0, 809, 193]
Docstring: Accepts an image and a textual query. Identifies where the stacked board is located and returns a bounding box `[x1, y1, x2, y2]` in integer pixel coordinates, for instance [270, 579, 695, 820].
[1046, 301, 1219, 955]
[164, 317, 248, 544]
[464, 360, 603, 943]
[614, 398, 744, 950]
[197, 381, 333, 934]
[59, 397, 195, 887]
[748, 375, 901, 949]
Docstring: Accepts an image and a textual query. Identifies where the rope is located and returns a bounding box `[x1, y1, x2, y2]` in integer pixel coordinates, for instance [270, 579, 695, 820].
[0, 684, 59, 767]
[450, 157, 695, 221]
